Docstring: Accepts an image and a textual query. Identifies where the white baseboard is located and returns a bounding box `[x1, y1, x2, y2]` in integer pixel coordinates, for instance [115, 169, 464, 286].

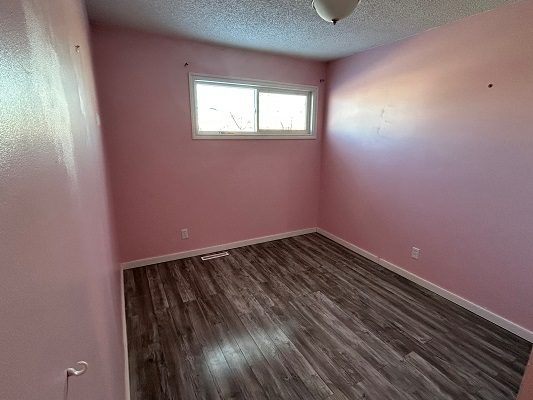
[120, 228, 317, 270]
[317, 228, 380, 263]
[317, 228, 533, 343]
[119, 226, 532, 342]
[120, 270, 131, 400]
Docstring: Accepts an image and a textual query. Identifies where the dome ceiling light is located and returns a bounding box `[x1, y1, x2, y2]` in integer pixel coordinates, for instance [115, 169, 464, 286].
[312, 0, 360, 25]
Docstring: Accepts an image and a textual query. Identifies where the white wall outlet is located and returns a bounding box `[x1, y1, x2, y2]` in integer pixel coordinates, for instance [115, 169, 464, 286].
[411, 247, 421, 260]
[180, 228, 189, 240]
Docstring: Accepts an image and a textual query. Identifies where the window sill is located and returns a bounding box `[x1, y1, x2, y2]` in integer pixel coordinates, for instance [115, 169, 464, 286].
[193, 133, 317, 140]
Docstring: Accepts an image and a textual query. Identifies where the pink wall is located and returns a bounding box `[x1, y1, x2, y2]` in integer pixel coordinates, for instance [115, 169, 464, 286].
[320, 0, 533, 331]
[0, 1, 125, 399]
[91, 25, 326, 263]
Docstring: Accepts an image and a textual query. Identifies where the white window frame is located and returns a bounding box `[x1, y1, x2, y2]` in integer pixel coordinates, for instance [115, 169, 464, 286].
[189, 73, 318, 140]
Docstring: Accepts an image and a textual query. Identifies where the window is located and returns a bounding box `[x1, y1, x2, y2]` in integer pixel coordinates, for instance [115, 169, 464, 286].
[189, 74, 317, 139]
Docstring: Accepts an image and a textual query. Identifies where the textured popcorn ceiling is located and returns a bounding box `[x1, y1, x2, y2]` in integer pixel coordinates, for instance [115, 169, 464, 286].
[85, 0, 518, 60]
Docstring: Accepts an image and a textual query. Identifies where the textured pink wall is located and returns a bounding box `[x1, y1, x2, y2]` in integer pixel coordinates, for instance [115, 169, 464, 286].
[0, 1, 125, 399]
[320, 0, 533, 331]
[91, 25, 326, 263]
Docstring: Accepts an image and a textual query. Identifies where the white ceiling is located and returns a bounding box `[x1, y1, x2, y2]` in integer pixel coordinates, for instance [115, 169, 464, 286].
[85, 0, 517, 60]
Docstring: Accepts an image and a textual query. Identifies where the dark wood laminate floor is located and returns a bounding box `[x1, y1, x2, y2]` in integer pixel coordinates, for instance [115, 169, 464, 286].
[124, 233, 531, 400]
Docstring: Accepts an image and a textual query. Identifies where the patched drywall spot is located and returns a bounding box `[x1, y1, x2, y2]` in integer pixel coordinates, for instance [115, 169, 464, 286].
[72, 45, 89, 120]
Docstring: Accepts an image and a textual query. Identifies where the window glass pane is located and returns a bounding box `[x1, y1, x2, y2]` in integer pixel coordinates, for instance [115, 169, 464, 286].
[196, 83, 256, 132]
[259, 92, 308, 131]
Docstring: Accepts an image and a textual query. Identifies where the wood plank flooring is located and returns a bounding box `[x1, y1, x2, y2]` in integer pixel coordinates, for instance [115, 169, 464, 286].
[124, 233, 531, 399]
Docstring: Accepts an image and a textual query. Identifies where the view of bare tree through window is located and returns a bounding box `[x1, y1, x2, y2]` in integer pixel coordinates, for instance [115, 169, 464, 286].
[192, 76, 316, 137]
[258, 92, 307, 131]
[196, 84, 256, 132]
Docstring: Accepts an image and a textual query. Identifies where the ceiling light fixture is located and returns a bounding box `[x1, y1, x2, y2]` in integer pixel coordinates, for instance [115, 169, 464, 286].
[312, 0, 360, 25]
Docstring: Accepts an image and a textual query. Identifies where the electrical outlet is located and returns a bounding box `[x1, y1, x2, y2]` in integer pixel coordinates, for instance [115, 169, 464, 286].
[411, 247, 421, 260]
[180, 228, 189, 240]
